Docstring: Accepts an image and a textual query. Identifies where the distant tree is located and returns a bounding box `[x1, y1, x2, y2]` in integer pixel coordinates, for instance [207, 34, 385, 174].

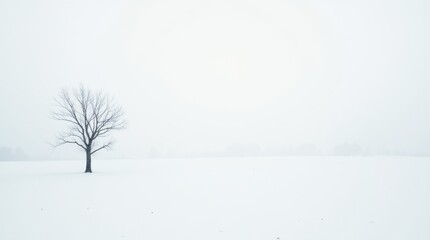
[52, 86, 126, 173]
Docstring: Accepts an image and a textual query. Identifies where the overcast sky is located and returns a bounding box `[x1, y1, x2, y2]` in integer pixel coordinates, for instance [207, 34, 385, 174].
[0, 0, 429, 159]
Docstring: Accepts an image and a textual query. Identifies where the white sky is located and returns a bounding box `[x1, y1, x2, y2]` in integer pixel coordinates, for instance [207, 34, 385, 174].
[0, 0, 429, 159]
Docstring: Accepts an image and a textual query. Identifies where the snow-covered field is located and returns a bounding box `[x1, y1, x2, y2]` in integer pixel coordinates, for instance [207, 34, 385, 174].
[1, 156, 429, 240]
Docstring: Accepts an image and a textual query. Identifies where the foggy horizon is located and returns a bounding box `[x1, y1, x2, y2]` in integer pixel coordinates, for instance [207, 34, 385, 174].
[2, 1, 430, 239]
[1, 0, 429, 160]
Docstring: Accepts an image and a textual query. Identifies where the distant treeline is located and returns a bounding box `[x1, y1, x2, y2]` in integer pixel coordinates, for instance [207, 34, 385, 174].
[146, 142, 409, 159]
[0, 147, 27, 161]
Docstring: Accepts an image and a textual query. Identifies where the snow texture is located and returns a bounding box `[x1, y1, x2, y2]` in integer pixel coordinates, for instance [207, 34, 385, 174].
[1, 156, 430, 239]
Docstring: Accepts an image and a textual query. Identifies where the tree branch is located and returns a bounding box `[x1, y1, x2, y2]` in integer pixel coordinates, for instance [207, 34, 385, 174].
[91, 141, 112, 155]
[52, 86, 125, 156]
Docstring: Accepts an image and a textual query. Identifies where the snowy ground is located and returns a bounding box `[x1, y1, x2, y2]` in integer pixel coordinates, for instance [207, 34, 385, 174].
[1, 156, 430, 240]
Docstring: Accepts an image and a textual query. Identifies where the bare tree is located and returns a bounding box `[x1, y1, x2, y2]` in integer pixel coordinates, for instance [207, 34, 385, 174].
[53, 86, 126, 173]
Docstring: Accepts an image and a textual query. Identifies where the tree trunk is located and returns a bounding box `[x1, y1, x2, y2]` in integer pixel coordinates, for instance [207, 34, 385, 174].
[85, 150, 92, 173]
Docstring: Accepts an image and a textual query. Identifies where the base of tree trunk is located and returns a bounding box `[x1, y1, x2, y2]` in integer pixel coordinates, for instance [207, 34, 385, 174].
[85, 152, 92, 173]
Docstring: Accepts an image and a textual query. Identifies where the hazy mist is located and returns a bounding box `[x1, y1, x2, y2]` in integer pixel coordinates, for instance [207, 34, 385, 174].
[1, 0, 429, 160]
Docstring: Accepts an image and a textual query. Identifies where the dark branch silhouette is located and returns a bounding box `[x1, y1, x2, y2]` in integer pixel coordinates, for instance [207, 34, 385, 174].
[53, 86, 126, 173]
